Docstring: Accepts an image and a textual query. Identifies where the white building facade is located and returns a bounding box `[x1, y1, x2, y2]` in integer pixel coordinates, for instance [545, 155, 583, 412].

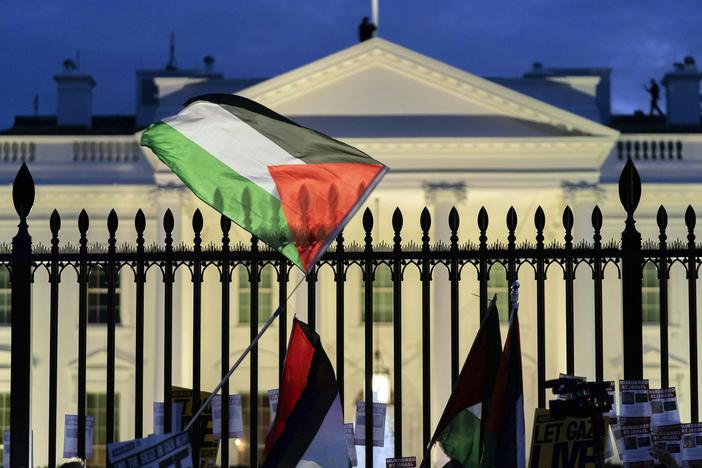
[1, 38, 701, 466]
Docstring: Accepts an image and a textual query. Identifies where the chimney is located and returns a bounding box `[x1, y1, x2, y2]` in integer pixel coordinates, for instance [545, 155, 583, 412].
[663, 56, 702, 127]
[54, 59, 96, 128]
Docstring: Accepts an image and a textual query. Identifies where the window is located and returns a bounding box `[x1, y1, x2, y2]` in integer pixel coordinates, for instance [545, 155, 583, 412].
[87, 392, 120, 467]
[87, 269, 120, 324]
[361, 265, 393, 323]
[238, 393, 272, 464]
[238, 268, 273, 324]
[642, 263, 661, 324]
[0, 393, 9, 464]
[487, 263, 510, 322]
[0, 268, 10, 325]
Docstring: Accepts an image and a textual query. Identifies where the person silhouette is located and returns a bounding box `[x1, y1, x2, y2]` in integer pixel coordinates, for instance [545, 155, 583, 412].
[645, 79, 663, 116]
[358, 16, 377, 42]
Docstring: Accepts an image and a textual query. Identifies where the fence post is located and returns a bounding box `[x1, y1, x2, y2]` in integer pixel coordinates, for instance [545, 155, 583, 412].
[11, 162, 34, 468]
[619, 158, 644, 379]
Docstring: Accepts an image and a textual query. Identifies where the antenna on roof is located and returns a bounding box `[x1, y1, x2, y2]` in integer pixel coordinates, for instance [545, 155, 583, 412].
[166, 32, 178, 71]
[371, 0, 379, 31]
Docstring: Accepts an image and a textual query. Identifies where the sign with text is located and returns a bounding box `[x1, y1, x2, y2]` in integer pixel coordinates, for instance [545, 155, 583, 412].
[268, 388, 279, 422]
[171, 386, 220, 468]
[611, 422, 654, 466]
[345, 423, 358, 467]
[63, 414, 94, 460]
[619, 380, 651, 417]
[108, 431, 193, 468]
[354, 402, 386, 447]
[652, 426, 681, 467]
[681, 423, 702, 466]
[649, 388, 680, 429]
[212, 394, 244, 440]
[153, 402, 185, 435]
[386, 456, 417, 467]
[528, 408, 607, 468]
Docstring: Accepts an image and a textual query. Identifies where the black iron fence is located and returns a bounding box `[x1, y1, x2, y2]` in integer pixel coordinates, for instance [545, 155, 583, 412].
[5, 158, 702, 467]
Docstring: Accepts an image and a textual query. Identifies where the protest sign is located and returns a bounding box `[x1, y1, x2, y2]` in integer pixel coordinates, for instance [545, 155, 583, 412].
[63, 414, 94, 460]
[354, 402, 387, 447]
[268, 388, 279, 422]
[108, 431, 193, 468]
[3, 430, 8, 467]
[604, 381, 616, 419]
[681, 423, 702, 466]
[345, 423, 358, 467]
[169, 386, 220, 468]
[212, 394, 244, 440]
[386, 456, 417, 467]
[611, 422, 654, 466]
[652, 426, 681, 467]
[154, 401, 185, 435]
[528, 408, 608, 468]
[649, 388, 680, 429]
[619, 380, 652, 417]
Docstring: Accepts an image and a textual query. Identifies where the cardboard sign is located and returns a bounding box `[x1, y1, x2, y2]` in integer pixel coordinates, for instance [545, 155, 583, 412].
[386, 456, 417, 467]
[354, 402, 386, 447]
[652, 426, 682, 467]
[611, 422, 654, 465]
[153, 402, 185, 435]
[212, 394, 244, 439]
[345, 423, 358, 467]
[528, 408, 608, 468]
[63, 414, 94, 460]
[681, 423, 702, 466]
[171, 386, 220, 468]
[108, 431, 193, 468]
[268, 388, 279, 422]
[619, 380, 652, 417]
[649, 388, 680, 429]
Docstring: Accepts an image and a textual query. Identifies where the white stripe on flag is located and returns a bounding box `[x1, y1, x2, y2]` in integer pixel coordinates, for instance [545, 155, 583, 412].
[165, 101, 303, 198]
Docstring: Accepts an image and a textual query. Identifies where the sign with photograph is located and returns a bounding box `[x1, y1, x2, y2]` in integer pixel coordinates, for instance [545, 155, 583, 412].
[611, 422, 654, 466]
[652, 426, 682, 467]
[212, 394, 244, 440]
[354, 402, 387, 447]
[681, 423, 702, 466]
[619, 380, 652, 417]
[649, 388, 680, 429]
[63, 414, 94, 460]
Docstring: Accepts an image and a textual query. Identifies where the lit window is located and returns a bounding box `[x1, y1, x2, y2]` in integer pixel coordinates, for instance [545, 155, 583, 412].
[361, 265, 393, 323]
[0, 268, 10, 325]
[87, 269, 120, 325]
[642, 263, 661, 324]
[238, 268, 273, 324]
[487, 263, 510, 322]
[87, 392, 119, 467]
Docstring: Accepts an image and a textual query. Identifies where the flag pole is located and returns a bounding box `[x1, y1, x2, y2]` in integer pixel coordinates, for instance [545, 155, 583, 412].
[184, 274, 306, 432]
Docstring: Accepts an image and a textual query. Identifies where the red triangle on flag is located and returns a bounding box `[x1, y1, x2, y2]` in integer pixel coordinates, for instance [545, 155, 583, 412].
[268, 162, 385, 271]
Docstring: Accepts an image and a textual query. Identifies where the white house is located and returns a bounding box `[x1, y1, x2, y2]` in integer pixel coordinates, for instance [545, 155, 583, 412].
[1, 37, 701, 466]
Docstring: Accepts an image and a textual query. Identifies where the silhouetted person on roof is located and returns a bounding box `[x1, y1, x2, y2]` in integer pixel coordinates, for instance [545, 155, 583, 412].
[358, 17, 376, 42]
[645, 79, 663, 116]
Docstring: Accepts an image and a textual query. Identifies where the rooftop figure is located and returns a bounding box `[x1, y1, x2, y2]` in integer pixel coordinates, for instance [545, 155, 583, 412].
[645, 78, 663, 116]
[358, 16, 376, 42]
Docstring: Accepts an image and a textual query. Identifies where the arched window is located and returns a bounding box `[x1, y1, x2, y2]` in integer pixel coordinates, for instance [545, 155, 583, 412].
[361, 265, 393, 323]
[87, 269, 120, 324]
[642, 263, 661, 324]
[238, 267, 274, 324]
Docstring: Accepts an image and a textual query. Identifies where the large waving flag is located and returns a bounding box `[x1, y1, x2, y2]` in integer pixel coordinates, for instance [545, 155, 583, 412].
[263, 319, 348, 467]
[422, 299, 502, 467]
[480, 308, 525, 468]
[141, 94, 388, 272]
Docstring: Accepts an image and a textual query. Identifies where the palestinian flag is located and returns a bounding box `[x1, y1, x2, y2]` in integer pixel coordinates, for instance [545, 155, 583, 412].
[263, 318, 349, 467]
[141, 94, 387, 272]
[421, 298, 502, 467]
[480, 309, 525, 468]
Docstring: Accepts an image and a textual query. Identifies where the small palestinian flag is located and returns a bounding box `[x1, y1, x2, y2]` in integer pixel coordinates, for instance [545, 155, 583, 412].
[263, 319, 349, 467]
[421, 299, 502, 467]
[480, 309, 525, 468]
[141, 94, 388, 272]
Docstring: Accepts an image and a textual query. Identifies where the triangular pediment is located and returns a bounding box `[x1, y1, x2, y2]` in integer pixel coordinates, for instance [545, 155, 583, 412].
[239, 38, 617, 138]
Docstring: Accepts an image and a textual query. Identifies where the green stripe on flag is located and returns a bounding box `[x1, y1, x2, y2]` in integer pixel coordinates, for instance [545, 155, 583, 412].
[142, 122, 303, 269]
[438, 406, 481, 467]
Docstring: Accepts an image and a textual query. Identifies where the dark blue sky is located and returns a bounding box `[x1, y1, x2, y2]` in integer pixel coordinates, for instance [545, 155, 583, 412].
[1, 0, 699, 129]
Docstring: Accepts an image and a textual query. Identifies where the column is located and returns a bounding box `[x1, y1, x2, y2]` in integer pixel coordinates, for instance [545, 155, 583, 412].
[564, 182, 604, 379]
[425, 182, 466, 440]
